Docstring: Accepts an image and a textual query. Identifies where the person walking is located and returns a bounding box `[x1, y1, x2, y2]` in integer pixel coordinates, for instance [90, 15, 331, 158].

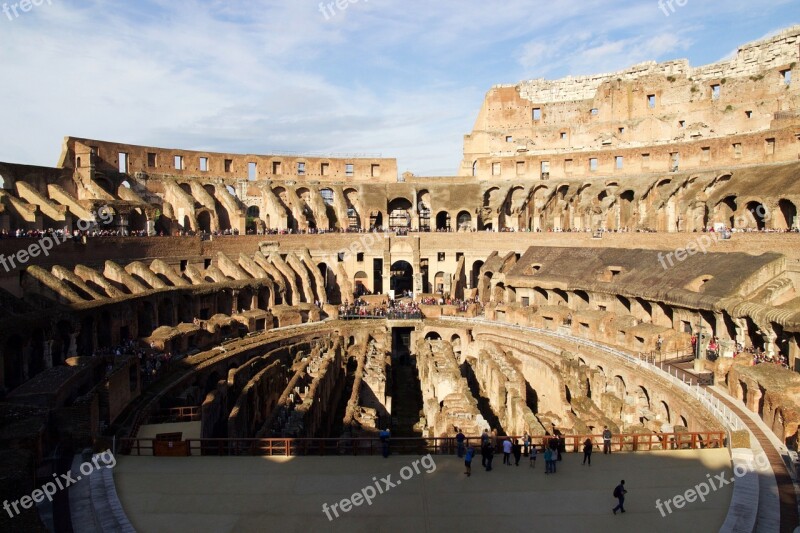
[582, 437, 593, 466]
[512, 438, 522, 466]
[543, 447, 553, 474]
[529, 445, 537, 468]
[612, 480, 627, 514]
[502, 438, 513, 465]
[464, 446, 474, 477]
[523, 432, 531, 457]
[480, 439, 488, 468]
[603, 426, 613, 454]
[456, 428, 466, 458]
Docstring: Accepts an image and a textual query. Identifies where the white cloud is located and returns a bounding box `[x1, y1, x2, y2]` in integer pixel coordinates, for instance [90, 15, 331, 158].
[0, 0, 794, 175]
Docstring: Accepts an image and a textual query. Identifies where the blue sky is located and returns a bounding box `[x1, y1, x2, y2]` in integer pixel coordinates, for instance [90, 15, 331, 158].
[0, 0, 796, 175]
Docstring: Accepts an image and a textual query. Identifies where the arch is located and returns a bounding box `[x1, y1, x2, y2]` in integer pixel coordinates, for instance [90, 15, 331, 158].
[354, 271, 369, 297]
[471, 260, 484, 290]
[778, 199, 797, 230]
[127, 208, 147, 233]
[717, 196, 737, 227]
[636, 386, 651, 410]
[456, 210, 472, 231]
[658, 401, 671, 423]
[612, 375, 626, 397]
[492, 282, 506, 303]
[425, 332, 442, 341]
[390, 261, 413, 294]
[745, 201, 767, 230]
[388, 198, 412, 230]
[436, 211, 451, 231]
[197, 211, 212, 233]
[574, 290, 590, 306]
[450, 334, 462, 354]
[471, 160, 478, 177]
[679, 415, 688, 428]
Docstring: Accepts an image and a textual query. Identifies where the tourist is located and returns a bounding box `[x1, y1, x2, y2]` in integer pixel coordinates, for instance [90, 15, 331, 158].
[612, 480, 627, 514]
[456, 428, 466, 458]
[522, 431, 531, 456]
[379, 428, 390, 458]
[484, 441, 494, 471]
[464, 446, 474, 477]
[529, 445, 537, 468]
[480, 439, 489, 468]
[603, 426, 612, 454]
[582, 438, 593, 466]
[512, 438, 522, 466]
[543, 446, 553, 474]
[502, 437, 512, 465]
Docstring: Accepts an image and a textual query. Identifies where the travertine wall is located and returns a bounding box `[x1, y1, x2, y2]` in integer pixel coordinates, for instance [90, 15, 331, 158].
[461, 26, 800, 181]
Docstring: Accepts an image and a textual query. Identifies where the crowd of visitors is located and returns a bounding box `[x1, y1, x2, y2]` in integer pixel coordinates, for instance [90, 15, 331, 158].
[339, 298, 423, 319]
[95, 338, 173, 384]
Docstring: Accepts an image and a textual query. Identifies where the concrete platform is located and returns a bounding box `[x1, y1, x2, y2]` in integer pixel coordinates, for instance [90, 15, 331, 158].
[114, 449, 734, 532]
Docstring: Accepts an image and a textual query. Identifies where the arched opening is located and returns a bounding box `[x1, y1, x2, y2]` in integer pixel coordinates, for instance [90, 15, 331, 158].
[388, 198, 412, 231]
[450, 334, 462, 357]
[471, 160, 477, 177]
[778, 199, 797, 230]
[717, 196, 737, 227]
[456, 210, 472, 231]
[390, 261, 413, 294]
[370, 211, 383, 231]
[436, 211, 451, 231]
[354, 271, 369, 297]
[433, 271, 445, 294]
[471, 261, 484, 290]
[197, 211, 212, 233]
[492, 282, 505, 303]
[746, 201, 767, 230]
[128, 208, 147, 233]
[425, 332, 442, 341]
[659, 401, 671, 423]
[246, 205, 260, 234]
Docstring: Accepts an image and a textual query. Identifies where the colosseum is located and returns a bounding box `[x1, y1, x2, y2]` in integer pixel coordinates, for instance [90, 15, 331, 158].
[1, 25, 799, 533]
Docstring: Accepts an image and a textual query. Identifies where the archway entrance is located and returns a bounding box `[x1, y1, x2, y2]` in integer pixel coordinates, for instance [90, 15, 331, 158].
[390, 261, 414, 295]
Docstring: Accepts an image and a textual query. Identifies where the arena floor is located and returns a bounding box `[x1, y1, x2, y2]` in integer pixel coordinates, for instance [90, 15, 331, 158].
[113, 449, 734, 532]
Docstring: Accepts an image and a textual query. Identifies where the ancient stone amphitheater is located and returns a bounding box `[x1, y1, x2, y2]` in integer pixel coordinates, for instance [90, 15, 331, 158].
[1, 26, 800, 533]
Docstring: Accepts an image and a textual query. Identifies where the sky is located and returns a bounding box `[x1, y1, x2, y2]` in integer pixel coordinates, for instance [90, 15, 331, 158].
[0, 0, 797, 176]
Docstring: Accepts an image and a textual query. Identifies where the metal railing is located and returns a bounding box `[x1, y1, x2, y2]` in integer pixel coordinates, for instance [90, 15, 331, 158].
[120, 431, 726, 457]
